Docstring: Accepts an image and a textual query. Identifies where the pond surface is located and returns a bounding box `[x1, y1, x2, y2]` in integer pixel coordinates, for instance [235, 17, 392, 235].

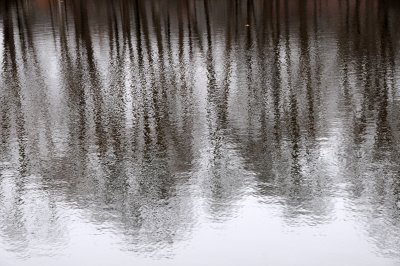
[1, 0, 400, 265]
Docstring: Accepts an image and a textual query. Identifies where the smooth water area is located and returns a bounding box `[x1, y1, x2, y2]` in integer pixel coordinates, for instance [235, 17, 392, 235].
[1, 0, 400, 265]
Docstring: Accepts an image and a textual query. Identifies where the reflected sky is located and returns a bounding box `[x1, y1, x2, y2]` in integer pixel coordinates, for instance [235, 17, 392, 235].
[0, 0, 400, 265]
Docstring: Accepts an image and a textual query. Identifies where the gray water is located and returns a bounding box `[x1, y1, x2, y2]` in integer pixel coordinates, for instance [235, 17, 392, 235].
[1, 0, 400, 265]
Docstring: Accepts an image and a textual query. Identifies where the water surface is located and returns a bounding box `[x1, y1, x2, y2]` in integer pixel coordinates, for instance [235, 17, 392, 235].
[1, 0, 400, 265]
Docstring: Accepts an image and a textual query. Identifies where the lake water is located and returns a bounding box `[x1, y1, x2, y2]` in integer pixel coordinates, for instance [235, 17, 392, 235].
[1, 0, 400, 265]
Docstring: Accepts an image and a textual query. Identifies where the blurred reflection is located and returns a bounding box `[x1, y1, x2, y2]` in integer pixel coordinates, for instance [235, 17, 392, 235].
[0, 0, 400, 264]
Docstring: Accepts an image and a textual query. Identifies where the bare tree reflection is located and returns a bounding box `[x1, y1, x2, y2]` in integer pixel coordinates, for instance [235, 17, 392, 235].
[0, 0, 399, 260]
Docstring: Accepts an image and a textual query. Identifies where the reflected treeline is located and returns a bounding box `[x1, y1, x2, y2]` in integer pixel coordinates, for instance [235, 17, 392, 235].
[0, 0, 400, 258]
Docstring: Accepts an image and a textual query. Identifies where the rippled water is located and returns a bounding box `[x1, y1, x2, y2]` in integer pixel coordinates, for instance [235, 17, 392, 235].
[0, 0, 400, 265]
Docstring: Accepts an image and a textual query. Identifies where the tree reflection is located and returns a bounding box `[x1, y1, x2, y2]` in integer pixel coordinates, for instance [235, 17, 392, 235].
[0, 0, 399, 259]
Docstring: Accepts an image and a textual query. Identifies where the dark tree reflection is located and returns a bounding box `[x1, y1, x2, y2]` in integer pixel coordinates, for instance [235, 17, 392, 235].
[0, 0, 400, 262]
